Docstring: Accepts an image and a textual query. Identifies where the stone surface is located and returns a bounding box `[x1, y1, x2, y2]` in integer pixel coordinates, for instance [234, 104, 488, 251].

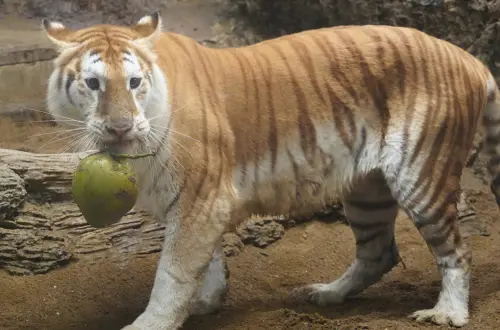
[0, 16, 56, 66]
[0, 16, 56, 117]
[222, 233, 244, 257]
[237, 218, 285, 248]
[0, 202, 165, 275]
[229, 0, 500, 79]
[0, 164, 26, 220]
[0, 148, 90, 202]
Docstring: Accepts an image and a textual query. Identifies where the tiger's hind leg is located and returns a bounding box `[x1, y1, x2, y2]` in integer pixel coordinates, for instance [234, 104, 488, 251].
[388, 170, 470, 327]
[292, 170, 400, 305]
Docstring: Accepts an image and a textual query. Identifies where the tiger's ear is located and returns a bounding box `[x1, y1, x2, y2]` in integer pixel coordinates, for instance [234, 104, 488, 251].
[41, 19, 78, 51]
[133, 12, 163, 48]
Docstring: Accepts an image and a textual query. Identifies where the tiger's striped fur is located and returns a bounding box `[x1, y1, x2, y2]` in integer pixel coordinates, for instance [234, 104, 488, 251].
[42, 12, 500, 330]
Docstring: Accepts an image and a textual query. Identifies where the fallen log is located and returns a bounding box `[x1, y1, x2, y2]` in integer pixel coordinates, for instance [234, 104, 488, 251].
[0, 149, 166, 275]
[0, 148, 88, 203]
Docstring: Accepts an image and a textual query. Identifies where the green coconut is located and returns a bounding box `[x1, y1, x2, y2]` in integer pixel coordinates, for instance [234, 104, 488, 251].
[72, 152, 139, 228]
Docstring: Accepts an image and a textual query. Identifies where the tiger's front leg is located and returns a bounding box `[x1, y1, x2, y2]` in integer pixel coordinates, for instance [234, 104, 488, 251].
[188, 244, 229, 316]
[122, 197, 231, 330]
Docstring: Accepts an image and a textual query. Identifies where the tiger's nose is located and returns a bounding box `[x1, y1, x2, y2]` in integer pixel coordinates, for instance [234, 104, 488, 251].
[105, 117, 133, 137]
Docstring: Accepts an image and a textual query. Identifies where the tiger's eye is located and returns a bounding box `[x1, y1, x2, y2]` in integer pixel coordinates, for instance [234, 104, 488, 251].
[130, 77, 142, 89]
[85, 78, 100, 91]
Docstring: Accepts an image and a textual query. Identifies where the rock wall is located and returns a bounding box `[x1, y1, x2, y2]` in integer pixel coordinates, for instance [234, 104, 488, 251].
[0, 0, 177, 25]
[227, 0, 500, 76]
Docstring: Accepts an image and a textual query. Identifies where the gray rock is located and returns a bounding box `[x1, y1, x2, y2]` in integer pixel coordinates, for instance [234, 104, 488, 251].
[237, 218, 285, 248]
[222, 233, 244, 257]
[0, 164, 26, 220]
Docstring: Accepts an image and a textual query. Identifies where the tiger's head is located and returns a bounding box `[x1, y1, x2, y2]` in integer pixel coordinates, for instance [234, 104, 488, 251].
[42, 12, 169, 154]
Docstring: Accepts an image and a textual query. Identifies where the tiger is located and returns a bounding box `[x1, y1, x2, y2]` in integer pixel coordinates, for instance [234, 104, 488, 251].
[41, 11, 500, 330]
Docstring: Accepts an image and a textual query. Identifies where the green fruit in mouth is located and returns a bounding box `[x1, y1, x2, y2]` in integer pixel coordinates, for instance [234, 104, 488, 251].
[72, 152, 139, 228]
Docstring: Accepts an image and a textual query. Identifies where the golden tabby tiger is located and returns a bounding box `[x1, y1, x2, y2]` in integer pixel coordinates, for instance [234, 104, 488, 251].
[41, 12, 500, 330]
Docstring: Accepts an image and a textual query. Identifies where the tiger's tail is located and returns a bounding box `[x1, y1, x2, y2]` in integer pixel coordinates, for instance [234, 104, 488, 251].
[483, 74, 500, 207]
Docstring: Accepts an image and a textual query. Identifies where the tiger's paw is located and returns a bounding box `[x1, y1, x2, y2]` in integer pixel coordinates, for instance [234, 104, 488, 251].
[290, 283, 345, 307]
[409, 308, 468, 327]
[188, 297, 223, 315]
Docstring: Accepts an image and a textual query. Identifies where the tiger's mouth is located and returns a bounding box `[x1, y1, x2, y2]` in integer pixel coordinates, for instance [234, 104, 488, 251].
[101, 139, 136, 154]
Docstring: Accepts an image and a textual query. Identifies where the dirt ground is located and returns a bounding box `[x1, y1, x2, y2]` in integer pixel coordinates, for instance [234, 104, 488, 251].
[2, 2, 500, 330]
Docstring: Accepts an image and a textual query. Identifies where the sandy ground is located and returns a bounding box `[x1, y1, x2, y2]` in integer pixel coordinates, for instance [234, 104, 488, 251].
[2, 1, 500, 330]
